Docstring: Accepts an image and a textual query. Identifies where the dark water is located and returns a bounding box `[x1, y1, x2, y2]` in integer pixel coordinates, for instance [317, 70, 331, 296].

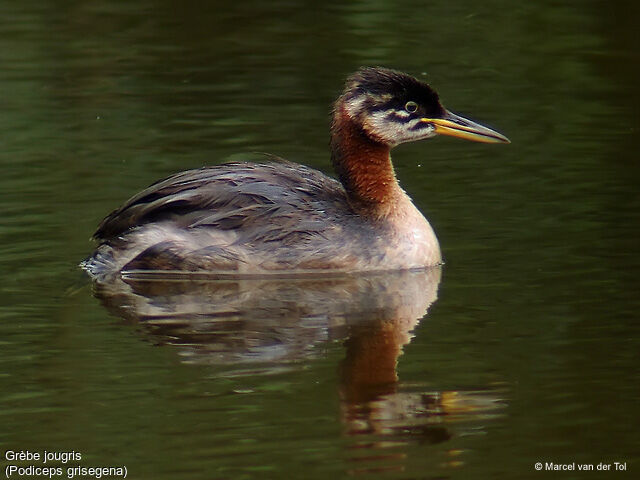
[1, 1, 638, 478]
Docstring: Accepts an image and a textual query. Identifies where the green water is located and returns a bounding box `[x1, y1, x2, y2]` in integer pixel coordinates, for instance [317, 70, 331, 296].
[1, 1, 638, 479]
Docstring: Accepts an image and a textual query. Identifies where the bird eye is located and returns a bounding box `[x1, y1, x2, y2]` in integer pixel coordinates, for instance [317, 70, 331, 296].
[405, 101, 419, 113]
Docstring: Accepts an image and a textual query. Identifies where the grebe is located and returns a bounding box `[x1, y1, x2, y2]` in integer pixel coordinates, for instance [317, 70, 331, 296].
[82, 67, 509, 278]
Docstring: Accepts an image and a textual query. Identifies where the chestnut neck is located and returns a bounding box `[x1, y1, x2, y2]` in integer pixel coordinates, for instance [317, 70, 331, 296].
[330, 105, 403, 218]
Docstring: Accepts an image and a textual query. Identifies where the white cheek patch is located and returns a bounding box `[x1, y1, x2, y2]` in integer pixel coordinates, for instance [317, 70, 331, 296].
[345, 96, 366, 118]
[363, 110, 406, 145]
[406, 119, 437, 141]
[363, 112, 437, 145]
[346, 93, 393, 119]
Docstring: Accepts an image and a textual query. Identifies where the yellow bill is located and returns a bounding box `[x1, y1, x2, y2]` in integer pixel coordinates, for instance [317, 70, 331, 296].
[422, 110, 510, 144]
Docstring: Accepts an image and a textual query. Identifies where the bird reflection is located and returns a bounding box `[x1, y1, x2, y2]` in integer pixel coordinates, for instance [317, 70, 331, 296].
[92, 269, 440, 366]
[90, 268, 505, 472]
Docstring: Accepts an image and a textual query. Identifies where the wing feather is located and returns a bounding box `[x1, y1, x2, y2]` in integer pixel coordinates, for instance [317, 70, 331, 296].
[93, 161, 348, 242]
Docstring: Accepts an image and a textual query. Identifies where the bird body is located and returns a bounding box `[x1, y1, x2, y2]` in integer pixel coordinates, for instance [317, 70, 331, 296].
[82, 68, 508, 278]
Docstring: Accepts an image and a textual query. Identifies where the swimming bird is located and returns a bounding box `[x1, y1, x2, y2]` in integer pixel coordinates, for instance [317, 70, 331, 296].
[82, 67, 509, 278]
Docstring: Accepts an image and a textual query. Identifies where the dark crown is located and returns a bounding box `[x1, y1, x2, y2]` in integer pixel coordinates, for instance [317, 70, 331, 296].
[343, 67, 445, 118]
